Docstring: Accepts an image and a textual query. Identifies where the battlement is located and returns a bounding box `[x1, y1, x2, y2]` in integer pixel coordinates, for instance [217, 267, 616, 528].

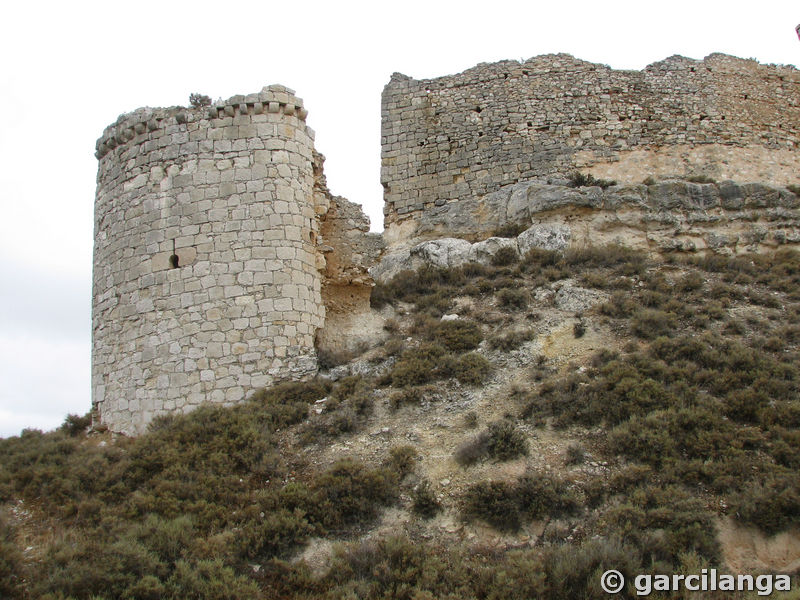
[95, 85, 311, 159]
[381, 53, 800, 244]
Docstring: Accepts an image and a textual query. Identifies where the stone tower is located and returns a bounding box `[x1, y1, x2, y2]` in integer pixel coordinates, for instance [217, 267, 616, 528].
[93, 86, 329, 435]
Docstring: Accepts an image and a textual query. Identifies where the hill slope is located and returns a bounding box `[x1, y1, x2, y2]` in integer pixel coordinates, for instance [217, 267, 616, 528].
[2, 245, 800, 598]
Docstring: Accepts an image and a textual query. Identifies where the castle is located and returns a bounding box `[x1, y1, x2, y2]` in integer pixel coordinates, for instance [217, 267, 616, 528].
[92, 54, 800, 435]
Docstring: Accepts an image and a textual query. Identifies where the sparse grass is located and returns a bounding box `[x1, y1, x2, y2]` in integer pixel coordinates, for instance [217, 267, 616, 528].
[567, 171, 616, 189]
[497, 288, 528, 310]
[491, 245, 520, 266]
[455, 420, 528, 465]
[565, 443, 586, 466]
[461, 472, 580, 531]
[488, 328, 534, 351]
[411, 480, 441, 519]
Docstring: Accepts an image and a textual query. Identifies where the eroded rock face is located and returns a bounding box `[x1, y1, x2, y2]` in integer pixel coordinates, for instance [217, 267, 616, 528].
[468, 237, 519, 265]
[372, 224, 573, 282]
[372, 177, 800, 283]
[517, 224, 571, 254]
[411, 238, 472, 269]
[379, 178, 799, 259]
[554, 281, 609, 313]
[314, 152, 386, 358]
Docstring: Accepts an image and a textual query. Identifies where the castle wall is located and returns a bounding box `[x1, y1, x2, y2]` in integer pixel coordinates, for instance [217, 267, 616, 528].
[92, 86, 324, 435]
[381, 53, 800, 244]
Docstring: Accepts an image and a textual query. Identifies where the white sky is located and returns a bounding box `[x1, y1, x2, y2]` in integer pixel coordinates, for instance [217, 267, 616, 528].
[1, 0, 798, 437]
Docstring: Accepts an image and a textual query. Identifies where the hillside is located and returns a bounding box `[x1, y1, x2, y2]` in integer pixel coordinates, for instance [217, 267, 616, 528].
[2, 242, 800, 599]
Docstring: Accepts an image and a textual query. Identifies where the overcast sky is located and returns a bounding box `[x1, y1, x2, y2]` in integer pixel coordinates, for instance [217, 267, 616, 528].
[1, 1, 797, 437]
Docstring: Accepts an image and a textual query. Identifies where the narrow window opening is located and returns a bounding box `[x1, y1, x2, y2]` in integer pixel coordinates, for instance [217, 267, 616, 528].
[169, 239, 179, 268]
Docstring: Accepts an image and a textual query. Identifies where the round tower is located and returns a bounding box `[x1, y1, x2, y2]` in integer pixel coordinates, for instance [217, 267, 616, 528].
[92, 85, 324, 435]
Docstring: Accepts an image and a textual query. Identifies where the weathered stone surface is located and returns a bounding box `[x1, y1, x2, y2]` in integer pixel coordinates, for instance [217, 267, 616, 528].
[646, 182, 720, 211]
[467, 237, 518, 265]
[554, 282, 609, 313]
[369, 249, 414, 282]
[378, 176, 800, 257]
[517, 224, 571, 254]
[411, 238, 472, 269]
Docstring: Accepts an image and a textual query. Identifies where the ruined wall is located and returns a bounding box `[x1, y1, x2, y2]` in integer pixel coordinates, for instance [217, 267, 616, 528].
[381, 53, 800, 244]
[314, 152, 385, 357]
[93, 86, 326, 435]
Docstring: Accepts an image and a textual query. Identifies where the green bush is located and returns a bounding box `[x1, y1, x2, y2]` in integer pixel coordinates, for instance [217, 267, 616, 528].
[567, 171, 616, 189]
[0, 515, 23, 599]
[238, 508, 313, 560]
[455, 420, 529, 466]
[165, 559, 260, 599]
[497, 288, 528, 310]
[486, 420, 529, 461]
[430, 320, 483, 353]
[565, 443, 586, 465]
[452, 352, 492, 385]
[563, 244, 646, 275]
[461, 473, 579, 531]
[488, 328, 534, 351]
[61, 412, 92, 436]
[491, 245, 520, 266]
[411, 480, 441, 519]
[389, 344, 448, 387]
[676, 271, 704, 292]
[539, 538, 640, 600]
[461, 481, 522, 530]
[384, 445, 418, 479]
[573, 320, 586, 338]
[630, 309, 678, 339]
[599, 484, 720, 565]
[250, 379, 329, 405]
[600, 291, 639, 318]
[309, 460, 398, 531]
[731, 474, 800, 533]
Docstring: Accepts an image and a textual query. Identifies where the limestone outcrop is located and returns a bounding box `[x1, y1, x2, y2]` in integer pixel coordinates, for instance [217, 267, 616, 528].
[371, 178, 800, 282]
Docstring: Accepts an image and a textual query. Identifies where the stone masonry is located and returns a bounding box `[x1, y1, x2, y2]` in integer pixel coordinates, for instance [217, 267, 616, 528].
[92, 86, 376, 435]
[94, 52, 800, 435]
[381, 53, 800, 244]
